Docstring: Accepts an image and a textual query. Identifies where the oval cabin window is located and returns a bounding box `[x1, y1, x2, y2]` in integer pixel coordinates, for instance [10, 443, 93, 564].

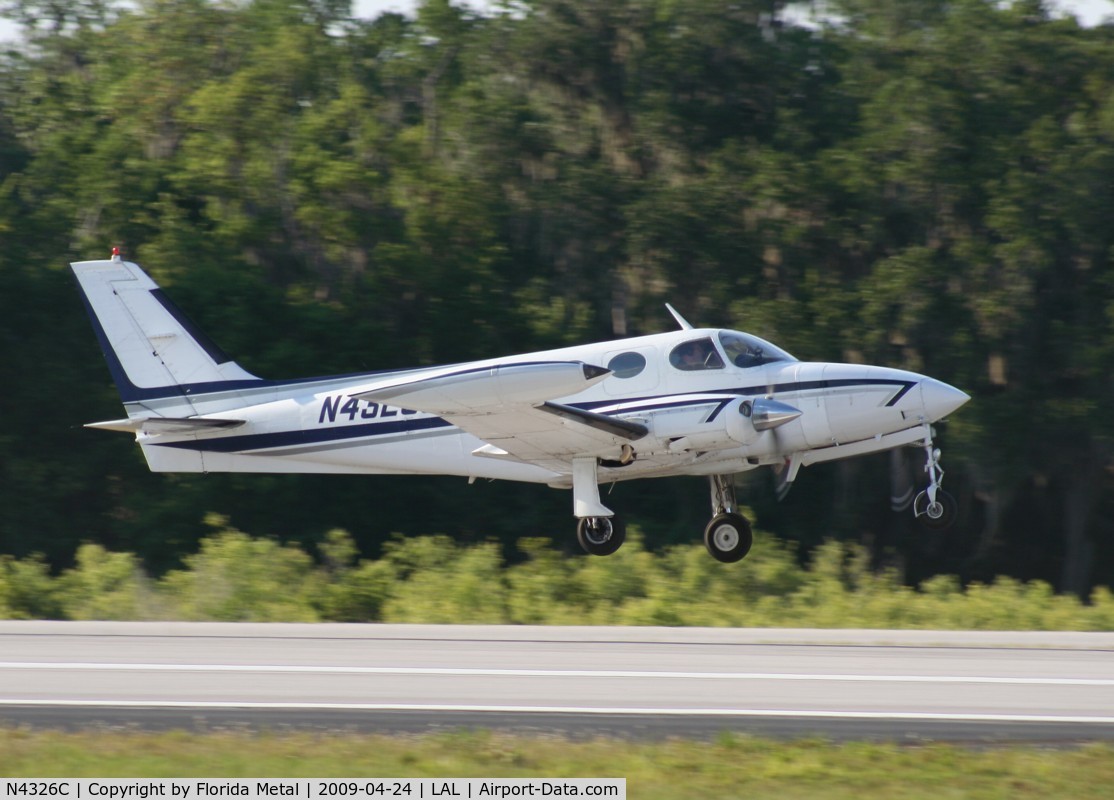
[607, 351, 647, 379]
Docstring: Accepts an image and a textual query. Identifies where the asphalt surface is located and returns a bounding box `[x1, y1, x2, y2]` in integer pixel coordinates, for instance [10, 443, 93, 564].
[1, 622, 1112, 742]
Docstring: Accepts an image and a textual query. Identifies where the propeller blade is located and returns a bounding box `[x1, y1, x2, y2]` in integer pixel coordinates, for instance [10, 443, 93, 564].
[890, 447, 915, 512]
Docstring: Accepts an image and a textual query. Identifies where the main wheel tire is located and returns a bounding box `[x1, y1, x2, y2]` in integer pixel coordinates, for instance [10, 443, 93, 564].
[915, 488, 957, 530]
[704, 512, 753, 563]
[577, 515, 626, 556]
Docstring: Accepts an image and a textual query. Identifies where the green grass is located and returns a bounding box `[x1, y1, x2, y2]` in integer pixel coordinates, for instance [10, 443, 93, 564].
[1, 729, 1113, 799]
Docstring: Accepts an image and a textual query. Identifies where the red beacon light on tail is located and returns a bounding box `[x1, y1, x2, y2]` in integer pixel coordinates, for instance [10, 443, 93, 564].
[110, 246, 121, 261]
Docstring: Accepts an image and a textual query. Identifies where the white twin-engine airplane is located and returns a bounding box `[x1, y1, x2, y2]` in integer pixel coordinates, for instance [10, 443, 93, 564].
[73, 250, 970, 563]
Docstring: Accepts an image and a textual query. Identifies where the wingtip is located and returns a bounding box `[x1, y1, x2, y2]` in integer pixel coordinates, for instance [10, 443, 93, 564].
[84, 418, 141, 433]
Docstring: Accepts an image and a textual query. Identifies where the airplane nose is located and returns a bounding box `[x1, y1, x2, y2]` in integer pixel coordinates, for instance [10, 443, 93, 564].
[920, 379, 970, 421]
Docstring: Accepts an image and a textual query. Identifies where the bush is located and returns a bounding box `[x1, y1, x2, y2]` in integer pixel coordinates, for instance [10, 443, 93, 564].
[381, 537, 509, 623]
[158, 515, 322, 621]
[0, 518, 1110, 630]
[0, 553, 64, 619]
[57, 544, 160, 620]
[313, 530, 396, 622]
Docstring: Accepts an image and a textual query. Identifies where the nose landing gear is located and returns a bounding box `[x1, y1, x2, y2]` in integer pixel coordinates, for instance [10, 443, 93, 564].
[913, 424, 957, 529]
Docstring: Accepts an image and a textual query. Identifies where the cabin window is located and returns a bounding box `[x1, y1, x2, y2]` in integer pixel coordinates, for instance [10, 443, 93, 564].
[669, 338, 725, 371]
[718, 331, 796, 368]
[607, 351, 647, 379]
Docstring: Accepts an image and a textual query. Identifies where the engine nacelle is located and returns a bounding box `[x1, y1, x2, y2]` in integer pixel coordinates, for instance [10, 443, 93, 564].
[642, 396, 803, 454]
[724, 397, 760, 446]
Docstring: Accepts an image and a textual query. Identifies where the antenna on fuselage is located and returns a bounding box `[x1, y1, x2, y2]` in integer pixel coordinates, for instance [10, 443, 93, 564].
[665, 303, 694, 330]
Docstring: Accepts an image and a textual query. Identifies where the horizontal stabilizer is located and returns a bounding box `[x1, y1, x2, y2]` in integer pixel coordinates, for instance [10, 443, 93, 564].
[85, 417, 246, 434]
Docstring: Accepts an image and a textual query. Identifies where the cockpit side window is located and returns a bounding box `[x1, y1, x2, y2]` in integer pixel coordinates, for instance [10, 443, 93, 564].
[669, 337, 725, 371]
[718, 331, 795, 369]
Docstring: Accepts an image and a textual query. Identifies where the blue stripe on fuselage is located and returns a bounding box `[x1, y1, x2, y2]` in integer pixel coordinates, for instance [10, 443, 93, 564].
[155, 415, 455, 453]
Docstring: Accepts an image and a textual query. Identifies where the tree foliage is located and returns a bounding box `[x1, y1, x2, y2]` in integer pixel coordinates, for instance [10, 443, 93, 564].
[0, 0, 1112, 596]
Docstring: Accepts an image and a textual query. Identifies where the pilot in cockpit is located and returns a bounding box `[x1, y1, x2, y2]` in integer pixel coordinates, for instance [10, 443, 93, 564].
[678, 342, 706, 368]
[672, 338, 724, 370]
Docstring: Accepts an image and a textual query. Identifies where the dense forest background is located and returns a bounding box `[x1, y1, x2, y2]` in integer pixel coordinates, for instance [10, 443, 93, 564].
[0, 0, 1111, 597]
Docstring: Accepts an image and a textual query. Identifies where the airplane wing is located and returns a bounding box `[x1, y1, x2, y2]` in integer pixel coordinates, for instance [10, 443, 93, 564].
[454, 401, 647, 467]
[350, 360, 648, 469]
[352, 360, 609, 412]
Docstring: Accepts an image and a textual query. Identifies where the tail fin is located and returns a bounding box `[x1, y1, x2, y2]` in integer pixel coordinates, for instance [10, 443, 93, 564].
[72, 253, 261, 413]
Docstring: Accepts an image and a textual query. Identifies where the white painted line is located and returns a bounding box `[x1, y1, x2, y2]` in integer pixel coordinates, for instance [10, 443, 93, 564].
[1, 698, 1113, 724]
[0, 662, 1111, 686]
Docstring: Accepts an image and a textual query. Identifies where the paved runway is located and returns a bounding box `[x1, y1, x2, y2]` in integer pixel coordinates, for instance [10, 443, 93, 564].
[1, 622, 1112, 741]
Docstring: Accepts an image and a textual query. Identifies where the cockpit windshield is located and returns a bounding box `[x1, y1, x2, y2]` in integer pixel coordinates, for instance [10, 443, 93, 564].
[718, 331, 796, 369]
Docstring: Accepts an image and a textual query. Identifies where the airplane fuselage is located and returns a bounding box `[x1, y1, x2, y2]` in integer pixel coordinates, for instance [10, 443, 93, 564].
[134, 328, 958, 489]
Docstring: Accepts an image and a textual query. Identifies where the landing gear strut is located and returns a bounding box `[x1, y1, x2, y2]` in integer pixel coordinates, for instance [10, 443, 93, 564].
[913, 424, 957, 530]
[572, 456, 627, 556]
[704, 474, 753, 563]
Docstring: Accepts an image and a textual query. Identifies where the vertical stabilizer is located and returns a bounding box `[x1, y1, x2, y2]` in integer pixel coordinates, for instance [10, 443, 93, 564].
[72, 254, 260, 413]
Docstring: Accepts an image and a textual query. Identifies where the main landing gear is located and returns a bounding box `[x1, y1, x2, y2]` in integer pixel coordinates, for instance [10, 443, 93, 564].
[913, 423, 957, 529]
[570, 458, 754, 562]
[704, 474, 753, 563]
[572, 456, 627, 557]
[576, 515, 626, 556]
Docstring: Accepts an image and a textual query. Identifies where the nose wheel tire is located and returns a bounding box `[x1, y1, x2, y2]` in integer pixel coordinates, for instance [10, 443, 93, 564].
[915, 489, 957, 530]
[703, 512, 753, 563]
[577, 515, 626, 556]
